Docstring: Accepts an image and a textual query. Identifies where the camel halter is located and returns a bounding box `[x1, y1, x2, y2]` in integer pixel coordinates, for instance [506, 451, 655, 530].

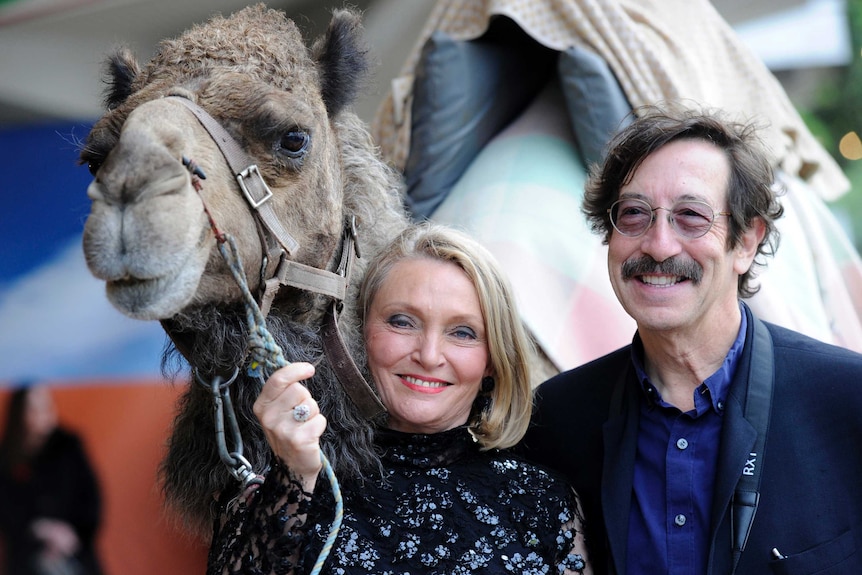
[163, 95, 387, 573]
[166, 95, 386, 421]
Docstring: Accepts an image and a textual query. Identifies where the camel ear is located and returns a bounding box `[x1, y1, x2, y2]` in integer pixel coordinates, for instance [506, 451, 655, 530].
[102, 47, 140, 110]
[312, 9, 370, 117]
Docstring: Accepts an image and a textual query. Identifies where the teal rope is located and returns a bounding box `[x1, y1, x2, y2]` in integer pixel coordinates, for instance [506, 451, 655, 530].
[314, 452, 344, 573]
[217, 233, 343, 574]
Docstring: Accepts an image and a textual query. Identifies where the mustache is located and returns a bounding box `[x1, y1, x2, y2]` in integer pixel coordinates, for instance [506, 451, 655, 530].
[621, 256, 703, 283]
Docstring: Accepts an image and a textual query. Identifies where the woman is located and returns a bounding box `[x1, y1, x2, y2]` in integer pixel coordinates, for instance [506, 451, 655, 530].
[0, 384, 104, 575]
[208, 223, 591, 574]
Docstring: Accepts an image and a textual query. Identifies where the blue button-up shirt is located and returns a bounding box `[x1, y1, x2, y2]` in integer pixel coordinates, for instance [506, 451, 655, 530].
[625, 309, 747, 575]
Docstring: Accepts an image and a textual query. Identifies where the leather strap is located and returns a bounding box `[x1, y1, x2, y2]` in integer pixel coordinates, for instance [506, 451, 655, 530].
[258, 217, 358, 316]
[318, 221, 385, 421]
[169, 95, 360, 315]
[321, 303, 387, 421]
[168, 96, 300, 256]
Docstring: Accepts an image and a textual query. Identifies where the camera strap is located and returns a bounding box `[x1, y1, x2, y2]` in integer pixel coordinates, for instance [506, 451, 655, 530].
[730, 316, 774, 573]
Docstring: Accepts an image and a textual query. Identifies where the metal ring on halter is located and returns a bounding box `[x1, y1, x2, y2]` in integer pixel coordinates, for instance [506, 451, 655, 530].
[293, 404, 311, 422]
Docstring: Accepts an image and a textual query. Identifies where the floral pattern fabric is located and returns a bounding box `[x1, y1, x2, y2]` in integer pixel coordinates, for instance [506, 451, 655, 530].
[208, 426, 589, 575]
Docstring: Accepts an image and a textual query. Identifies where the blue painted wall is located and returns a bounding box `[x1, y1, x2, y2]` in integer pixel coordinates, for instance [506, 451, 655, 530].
[0, 122, 165, 382]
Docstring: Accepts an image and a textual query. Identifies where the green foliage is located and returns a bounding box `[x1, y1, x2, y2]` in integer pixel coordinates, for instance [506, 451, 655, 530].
[831, 160, 862, 242]
[808, 0, 861, 165]
[802, 0, 862, 250]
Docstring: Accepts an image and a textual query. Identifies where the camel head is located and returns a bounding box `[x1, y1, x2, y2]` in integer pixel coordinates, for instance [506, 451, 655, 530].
[79, 5, 409, 532]
[80, 4, 382, 324]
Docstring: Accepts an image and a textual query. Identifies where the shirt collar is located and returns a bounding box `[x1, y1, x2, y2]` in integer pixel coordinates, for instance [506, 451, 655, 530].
[631, 302, 747, 414]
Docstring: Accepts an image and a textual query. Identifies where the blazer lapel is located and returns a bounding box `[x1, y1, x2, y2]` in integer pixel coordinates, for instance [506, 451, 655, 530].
[602, 366, 640, 575]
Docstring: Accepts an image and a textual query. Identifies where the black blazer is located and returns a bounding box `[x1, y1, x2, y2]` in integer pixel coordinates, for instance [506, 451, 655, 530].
[522, 304, 862, 575]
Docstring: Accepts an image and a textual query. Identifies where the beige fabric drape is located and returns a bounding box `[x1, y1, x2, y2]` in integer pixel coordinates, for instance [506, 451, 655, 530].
[372, 0, 849, 201]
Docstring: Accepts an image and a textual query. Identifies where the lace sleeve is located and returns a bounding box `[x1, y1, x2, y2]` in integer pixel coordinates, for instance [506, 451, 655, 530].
[557, 488, 593, 575]
[207, 461, 316, 575]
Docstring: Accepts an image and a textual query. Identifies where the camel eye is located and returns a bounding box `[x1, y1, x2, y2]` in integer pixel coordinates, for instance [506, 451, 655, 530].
[79, 132, 115, 176]
[79, 149, 106, 176]
[277, 130, 309, 158]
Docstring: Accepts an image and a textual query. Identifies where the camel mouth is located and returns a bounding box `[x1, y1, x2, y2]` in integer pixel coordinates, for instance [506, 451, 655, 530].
[106, 272, 196, 320]
[108, 274, 171, 297]
[111, 276, 149, 288]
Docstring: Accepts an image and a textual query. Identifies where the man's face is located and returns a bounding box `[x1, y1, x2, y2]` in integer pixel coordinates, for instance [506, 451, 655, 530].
[607, 139, 762, 338]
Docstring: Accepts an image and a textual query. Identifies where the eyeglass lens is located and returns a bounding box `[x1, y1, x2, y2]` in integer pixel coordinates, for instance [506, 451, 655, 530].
[610, 199, 717, 238]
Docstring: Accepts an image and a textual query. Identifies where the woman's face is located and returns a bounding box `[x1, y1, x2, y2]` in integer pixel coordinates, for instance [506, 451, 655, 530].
[364, 257, 491, 434]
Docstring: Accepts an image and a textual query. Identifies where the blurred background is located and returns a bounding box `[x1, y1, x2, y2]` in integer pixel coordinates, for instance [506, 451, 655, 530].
[0, 0, 859, 573]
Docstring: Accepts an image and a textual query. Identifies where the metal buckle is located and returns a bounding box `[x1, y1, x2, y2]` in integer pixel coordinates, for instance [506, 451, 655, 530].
[237, 165, 274, 208]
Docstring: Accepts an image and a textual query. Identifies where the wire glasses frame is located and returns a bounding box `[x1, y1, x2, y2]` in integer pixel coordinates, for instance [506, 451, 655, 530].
[608, 198, 732, 239]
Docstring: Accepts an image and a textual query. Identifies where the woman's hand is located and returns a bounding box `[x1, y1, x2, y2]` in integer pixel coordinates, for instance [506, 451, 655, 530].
[31, 517, 80, 558]
[254, 362, 326, 492]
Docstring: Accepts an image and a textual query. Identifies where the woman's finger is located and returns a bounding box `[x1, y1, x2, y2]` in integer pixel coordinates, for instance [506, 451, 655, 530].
[255, 362, 315, 405]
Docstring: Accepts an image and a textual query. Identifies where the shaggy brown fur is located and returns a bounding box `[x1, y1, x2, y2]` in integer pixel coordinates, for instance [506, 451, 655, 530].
[80, 5, 408, 536]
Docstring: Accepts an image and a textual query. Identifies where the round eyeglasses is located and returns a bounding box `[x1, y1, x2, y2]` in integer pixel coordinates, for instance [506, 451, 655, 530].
[608, 198, 732, 239]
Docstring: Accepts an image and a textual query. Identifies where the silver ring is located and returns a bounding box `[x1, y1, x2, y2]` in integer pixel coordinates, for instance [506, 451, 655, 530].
[292, 404, 311, 422]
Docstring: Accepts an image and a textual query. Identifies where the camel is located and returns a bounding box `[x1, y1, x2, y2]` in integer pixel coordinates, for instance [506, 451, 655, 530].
[80, 4, 409, 535]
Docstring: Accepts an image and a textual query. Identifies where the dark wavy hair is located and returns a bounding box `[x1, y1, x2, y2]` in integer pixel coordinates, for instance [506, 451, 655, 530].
[582, 103, 784, 298]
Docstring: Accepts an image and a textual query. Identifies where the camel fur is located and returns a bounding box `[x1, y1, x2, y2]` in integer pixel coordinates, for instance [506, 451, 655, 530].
[80, 4, 409, 535]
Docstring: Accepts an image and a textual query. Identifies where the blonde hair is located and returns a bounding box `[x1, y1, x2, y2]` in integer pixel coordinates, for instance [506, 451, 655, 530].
[358, 222, 536, 449]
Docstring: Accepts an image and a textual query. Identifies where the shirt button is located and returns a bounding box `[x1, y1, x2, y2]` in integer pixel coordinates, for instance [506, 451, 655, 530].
[675, 514, 687, 526]
[717, 401, 725, 411]
[676, 438, 689, 450]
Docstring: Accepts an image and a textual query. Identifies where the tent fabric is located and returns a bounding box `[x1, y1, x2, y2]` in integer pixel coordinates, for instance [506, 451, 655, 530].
[431, 80, 636, 369]
[428, 80, 862, 370]
[404, 21, 633, 220]
[748, 170, 862, 350]
[372, 0, 862, 366]
[405, 25, 555, 218]
[557, 42, 633, 168]
[372, 0, 849, 202]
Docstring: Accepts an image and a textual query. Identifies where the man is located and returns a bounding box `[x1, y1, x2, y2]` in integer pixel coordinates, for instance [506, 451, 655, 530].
[521, 105, 862, 575]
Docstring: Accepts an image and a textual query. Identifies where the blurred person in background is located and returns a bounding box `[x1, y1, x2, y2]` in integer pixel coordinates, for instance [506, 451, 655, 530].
[0, 384, 104, 575]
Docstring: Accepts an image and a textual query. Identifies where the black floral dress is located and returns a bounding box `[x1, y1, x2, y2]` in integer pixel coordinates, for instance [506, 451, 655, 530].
[208, 426, 590, 575]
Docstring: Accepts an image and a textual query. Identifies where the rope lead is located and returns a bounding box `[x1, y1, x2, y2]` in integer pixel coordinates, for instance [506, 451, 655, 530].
[217, 233, 343, 574]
